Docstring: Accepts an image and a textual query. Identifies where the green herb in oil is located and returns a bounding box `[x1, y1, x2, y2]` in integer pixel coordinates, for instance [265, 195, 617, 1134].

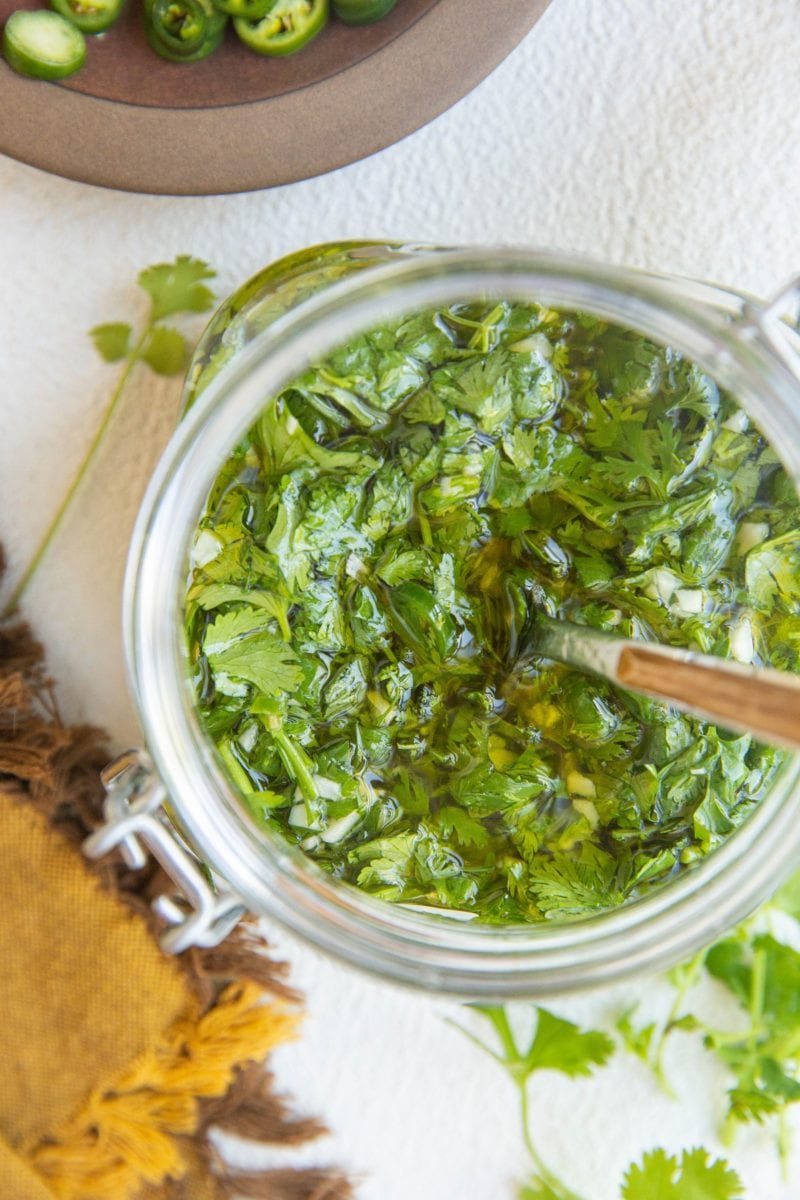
[185, 300, 800, 923]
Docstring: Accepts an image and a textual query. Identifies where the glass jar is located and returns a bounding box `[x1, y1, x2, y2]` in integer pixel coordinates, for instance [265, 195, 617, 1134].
[89, 243, 800, 1000]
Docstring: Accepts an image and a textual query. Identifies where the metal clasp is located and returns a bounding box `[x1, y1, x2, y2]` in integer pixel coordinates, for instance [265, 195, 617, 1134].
[83, 750, 247, 954]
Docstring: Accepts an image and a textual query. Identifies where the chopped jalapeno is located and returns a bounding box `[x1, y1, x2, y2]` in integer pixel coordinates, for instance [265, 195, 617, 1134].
[212, 0, 273, 18]
[4, 0, 402, 80]
[332, 0, 395, 25]
[2, 8, 86, 78]
[50, 0, 125, 34]
[145, 0, 227, 60]
[234, 0, 327, 56]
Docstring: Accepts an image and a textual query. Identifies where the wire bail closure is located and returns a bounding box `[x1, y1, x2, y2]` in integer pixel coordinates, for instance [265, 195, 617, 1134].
[83, 750, 247, 953]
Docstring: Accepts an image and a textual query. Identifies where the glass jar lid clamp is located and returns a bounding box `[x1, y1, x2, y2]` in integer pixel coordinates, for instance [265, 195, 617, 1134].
[84, 749, 247, 952]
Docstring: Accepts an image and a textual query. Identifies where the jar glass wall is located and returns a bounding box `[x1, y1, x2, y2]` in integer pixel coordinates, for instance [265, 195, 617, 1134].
[125, 246, 800, 999]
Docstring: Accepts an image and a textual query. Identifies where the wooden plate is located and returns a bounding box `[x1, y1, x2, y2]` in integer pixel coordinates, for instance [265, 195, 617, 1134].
[0, 0, 550, 194]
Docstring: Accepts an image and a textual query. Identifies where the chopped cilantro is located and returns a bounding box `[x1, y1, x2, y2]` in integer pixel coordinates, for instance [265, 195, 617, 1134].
[184, 299, 799, 923]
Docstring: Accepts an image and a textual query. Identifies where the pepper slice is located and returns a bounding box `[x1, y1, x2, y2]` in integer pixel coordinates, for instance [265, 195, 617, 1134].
[332, 0, 395, 24]
[2, 9, 86, 78]
[234, 0, 327, 56]
[50, 0, 125, 34]
[145, 0, 227, 60]
[212, 0, 272, 19]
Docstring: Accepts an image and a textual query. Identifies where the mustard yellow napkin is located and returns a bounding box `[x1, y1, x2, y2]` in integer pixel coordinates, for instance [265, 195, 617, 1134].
[0, 568, 350, 1200]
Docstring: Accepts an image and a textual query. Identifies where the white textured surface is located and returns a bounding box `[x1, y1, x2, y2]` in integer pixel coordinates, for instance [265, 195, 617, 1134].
[1, 0, 800, 1195]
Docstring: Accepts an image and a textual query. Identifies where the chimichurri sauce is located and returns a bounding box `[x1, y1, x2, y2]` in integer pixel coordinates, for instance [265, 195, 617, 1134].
[184, 301, 800, 922]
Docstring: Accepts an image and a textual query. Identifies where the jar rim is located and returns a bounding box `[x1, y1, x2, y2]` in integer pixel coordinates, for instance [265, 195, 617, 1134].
[125, 246, 800, 998]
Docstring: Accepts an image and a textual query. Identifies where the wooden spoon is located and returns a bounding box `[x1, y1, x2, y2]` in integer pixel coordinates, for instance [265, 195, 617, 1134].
[527, 615, 800, 752]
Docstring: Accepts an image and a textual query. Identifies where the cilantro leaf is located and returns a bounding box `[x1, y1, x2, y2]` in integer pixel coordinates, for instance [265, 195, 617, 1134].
[529, 845, 623, 915]
[622, 1149, 676, 1200]
[203, 607, 275, 651]
[460, 1003, 615, 1200]
[190, 582, 290, 634]
[703, 931, 800, 1135]
[351, 832, 418, 899]
[759, 1057, 800, 1103]
[138, 255, 216, 321]
[745, 532, 800, 610]
[726, 1086, 782, 1124]
[523, 1008, 614, 1079]
[255, 394, 375, 475]
[708, 933, 800, 1032]
[471, 1005, 614, 1087]
[621, 1148, 743, 1200]
[592, 327, 663, 399]
[206, 624, 302, 696]
[431, 353, 515, 431]
[616, 1006, 658, 1064]
[452, 764, 544, 816]
[140, 325, 188, 376]
[376, 547, 431, 586]
[323, 657, 369, 720]
[90, 321, 132, 362]
[676, 1149, 744, 1200]
[436, 805, 490, 849]
[704, 940, 751, 1007]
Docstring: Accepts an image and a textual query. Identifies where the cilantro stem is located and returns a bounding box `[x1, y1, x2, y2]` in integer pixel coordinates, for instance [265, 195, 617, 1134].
[651, 949, 705, 1096]
[1, 325, 150, 619]
[444, 1019, 505, 1067]
[518, 1082, 585, 1200]
[416, 505, 433, 548]
[553, 488, 613, 530]
[778, 1111, 790, 1180]
[218, 736, 256, 795]
[269, 723, 318, 808]
[748, 945, 766, 1037]
[487, 1006, 520, 1064]
[275, 604, 292, 642]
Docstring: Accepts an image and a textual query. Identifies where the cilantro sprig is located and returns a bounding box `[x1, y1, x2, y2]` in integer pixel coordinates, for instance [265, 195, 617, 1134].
[455, 1004, 744, 1200]
[463, 876, 800, 1199]
[2, 256, 215, 618]
[618, 871, 800, 1171]
[456, 1006, 613, 1200]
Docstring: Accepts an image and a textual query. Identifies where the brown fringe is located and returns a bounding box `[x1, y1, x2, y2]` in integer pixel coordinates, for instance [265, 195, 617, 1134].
[187, 925, 301, 1007]
[199, 1064, 327, 1144]
[216, 1168, 354, 1200]
[0, 546, 353, 1200]
[153, 1145, 355, 1200]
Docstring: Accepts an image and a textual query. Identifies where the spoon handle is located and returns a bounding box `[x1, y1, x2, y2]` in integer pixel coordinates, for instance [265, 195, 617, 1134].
[531, 615, 800, 751]
[617, 645, 800, 751]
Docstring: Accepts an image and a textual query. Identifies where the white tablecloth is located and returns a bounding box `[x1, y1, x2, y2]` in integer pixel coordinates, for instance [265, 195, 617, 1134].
[2, 1, 799, 1195]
